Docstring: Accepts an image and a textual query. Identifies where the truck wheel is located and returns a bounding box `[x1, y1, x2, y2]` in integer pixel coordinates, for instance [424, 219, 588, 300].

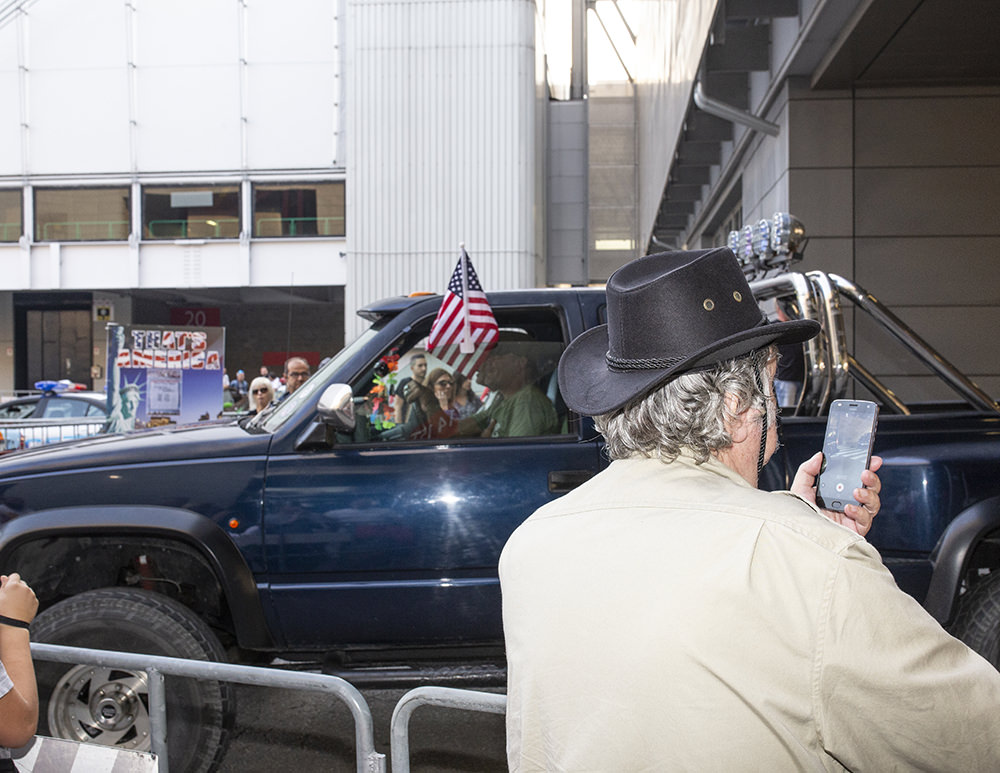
[31, 588, 235, 773]
[950, 572, 1000, 667]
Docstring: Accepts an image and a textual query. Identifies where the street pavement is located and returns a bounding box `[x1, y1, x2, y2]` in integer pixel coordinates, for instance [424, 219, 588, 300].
[220, 682, 507, 772]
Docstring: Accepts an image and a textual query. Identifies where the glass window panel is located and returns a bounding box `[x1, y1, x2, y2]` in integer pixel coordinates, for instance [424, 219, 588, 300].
[252, 181, 345, 238]
[0, 401, 36, 419]
[40, 397, 90, 419]
[142, 185, 240, 240]
[342, 308, 570, 444]
[34, 187, 130, 242]
[0, 189, 21, 243]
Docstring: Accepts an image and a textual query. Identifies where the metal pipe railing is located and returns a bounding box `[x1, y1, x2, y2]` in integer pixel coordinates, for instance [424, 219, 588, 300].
[807, 270, 850, 410]
[390, 686, 506, 773]
[845, 354, 910, 415]
[830, 274, 1000, 414]
[751, 272, 828, 415]
[693, 82, 780, 137]
[30, 642, 387, 773]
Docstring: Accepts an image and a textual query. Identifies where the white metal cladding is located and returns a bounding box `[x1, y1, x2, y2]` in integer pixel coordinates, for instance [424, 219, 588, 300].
[0, 0, 341, 177]
[631, 0, 716, 249]
[344, 0, 539, 340]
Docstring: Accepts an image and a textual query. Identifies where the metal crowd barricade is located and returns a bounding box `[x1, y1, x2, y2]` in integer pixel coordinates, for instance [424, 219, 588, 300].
[0, 417, 105, 452]
[30, 642, 386, 773]
[390, 686, 507, 773]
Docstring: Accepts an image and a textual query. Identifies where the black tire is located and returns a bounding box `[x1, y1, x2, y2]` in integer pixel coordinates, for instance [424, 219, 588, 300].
[950, 572, 1000, 667]
[31, 588, 235, 773]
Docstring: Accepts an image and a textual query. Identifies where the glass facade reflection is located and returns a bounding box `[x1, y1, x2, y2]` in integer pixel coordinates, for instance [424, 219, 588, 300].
[0, 189, 20, 242]
[34, 187, 131, 242]
[143, 185, 241, 240]
[253, 182, 345, 238]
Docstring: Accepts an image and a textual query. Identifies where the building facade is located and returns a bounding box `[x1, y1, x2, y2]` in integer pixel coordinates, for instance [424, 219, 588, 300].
[1, 0, 997, 404]
[632, 0, 1000, 401]
[0, 0, 555, 392]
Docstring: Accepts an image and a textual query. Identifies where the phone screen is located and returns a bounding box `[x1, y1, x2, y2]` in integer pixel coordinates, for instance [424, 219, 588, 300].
[816, 399, 879, 512]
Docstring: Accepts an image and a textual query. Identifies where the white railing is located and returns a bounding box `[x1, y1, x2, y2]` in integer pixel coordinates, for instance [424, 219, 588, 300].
[0, 418, 105, 452]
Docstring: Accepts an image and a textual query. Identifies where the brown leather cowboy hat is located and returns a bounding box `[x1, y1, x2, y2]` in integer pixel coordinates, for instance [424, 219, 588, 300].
[558, 247, 820, 416]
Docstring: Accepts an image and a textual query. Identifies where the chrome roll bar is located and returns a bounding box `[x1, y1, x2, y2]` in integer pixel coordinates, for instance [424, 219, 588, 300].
[752, 269, 998, 416]
[750, 272, 826, 415]
[829, 274, 1000, 414]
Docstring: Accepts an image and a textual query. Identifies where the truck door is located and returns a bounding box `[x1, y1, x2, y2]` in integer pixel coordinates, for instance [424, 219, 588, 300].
[260, 306, 604, 648]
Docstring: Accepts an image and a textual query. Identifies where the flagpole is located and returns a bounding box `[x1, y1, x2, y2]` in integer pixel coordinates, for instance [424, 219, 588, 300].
[459, 242, 474, 354]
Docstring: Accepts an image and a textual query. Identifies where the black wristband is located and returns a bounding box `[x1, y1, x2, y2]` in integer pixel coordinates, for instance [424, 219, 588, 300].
[0, 614, 30, 630]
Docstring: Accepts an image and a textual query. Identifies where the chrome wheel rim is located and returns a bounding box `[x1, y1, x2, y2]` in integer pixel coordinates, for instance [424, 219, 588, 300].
[47, 664, 151, 750]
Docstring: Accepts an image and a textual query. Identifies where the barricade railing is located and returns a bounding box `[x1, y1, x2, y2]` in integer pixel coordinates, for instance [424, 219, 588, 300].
[30, 642, 387, 773]
[389, 686, 507, 773]
[0, 417, 105, 452]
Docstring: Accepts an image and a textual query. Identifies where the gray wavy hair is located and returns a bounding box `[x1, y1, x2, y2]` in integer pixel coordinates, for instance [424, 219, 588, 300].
[594, 345, 778, 463]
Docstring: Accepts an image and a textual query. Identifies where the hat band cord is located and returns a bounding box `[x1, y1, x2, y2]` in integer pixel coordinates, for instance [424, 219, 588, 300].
[606, 352, 685, 372]
[752, 351, 768, 474]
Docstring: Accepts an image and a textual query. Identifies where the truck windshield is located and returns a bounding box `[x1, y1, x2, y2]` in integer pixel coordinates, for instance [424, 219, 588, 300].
[254, 326, 380, 432]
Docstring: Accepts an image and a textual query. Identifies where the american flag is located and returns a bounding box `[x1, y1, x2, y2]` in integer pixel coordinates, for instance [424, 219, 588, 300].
[427, 247, 499, 377]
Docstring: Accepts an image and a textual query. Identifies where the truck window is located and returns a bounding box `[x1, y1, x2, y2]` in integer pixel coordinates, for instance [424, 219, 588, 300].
[346, 308, 572, 443]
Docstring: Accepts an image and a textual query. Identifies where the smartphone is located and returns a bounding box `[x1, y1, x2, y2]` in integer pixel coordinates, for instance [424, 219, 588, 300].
[816, 399, 879, 512]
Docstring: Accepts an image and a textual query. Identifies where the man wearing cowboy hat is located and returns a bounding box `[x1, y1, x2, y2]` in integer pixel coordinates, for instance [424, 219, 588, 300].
[500, 247, 1000, 771]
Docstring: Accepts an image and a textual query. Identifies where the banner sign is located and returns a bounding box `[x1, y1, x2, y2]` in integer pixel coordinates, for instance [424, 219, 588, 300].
[106, 324, 225, 431]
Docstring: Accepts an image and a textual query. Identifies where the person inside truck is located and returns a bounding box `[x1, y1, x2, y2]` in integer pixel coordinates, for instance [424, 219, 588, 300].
[392, 352, 429, 424]
[0, 572, 38, 769]
[393, 366, 485, 440]
[396, 367, 461, 440]
[425, 368, 459, 418]
[500, 246, 1000, 772]
[453, 371, 481, 419]
[459, 340, 559, 438]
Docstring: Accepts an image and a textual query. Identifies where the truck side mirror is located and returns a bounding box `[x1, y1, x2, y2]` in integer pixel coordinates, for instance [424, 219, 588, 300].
[316, 383, 356, 433]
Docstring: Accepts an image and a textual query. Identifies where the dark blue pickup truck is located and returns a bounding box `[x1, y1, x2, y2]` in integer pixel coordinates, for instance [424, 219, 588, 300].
[2, 223, 1000, 772]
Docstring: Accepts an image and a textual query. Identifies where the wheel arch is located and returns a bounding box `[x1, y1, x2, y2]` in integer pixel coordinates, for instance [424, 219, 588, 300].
[924, 494, 1000, 626]
[0, 505, 273, 649]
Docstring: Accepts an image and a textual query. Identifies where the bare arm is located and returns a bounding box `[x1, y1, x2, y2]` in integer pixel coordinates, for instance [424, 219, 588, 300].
[0, 573, 39, 748]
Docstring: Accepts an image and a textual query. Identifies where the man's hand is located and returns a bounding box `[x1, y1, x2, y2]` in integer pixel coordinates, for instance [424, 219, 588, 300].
[791, 452, 883, 536]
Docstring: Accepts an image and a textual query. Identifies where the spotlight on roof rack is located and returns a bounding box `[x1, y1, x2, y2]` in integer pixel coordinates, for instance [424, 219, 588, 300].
[740, 224, 755, 265]
[728, 212, 806, 279]
[754, 219, 774, 262]
[771, 212, 806, 257]
[727, 229, 740, 256]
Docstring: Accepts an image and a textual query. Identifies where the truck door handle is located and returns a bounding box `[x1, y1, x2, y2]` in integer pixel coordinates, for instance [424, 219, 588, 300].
[548, 469, 595, 493]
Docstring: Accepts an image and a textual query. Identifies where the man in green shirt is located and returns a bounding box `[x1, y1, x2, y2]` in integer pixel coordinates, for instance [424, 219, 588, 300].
[462, 342, 559, 438]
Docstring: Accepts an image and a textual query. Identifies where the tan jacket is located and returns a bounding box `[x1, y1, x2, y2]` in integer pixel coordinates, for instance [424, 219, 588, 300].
[500, 454, 1000, 771]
